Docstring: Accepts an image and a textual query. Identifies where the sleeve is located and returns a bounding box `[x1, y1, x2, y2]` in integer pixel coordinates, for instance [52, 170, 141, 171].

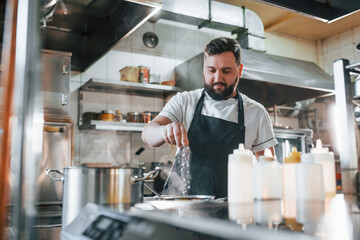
[158, 92, 184, 123]
[252, 106, 278, 153]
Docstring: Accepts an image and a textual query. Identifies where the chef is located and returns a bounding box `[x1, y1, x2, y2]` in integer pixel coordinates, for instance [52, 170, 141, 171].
[141, 37, 278, 197]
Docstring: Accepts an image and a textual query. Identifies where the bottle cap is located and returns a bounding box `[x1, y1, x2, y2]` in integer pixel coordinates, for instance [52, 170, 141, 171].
[284, 147, 301, 163]
[233, 143, 251, 156]
[258, 149, 275, 162]
[310, 139, 329, 154]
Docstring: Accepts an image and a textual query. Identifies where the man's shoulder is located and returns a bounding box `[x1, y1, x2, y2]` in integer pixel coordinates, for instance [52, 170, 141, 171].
[241, 93, 267, 112]
[174, 88, 203, 101]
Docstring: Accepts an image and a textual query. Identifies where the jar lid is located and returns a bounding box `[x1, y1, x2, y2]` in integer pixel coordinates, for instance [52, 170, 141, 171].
[142, 112, 151, 115]
[102, 110, 114, 114]
[128, 112, 139, 115]
[115, 110, 122, 114]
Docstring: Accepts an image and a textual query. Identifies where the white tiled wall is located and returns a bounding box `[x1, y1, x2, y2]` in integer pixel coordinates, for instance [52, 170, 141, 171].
[322, 26, 360, 75]
[265, 32, 318, 64]
[70, 19, 232, 166]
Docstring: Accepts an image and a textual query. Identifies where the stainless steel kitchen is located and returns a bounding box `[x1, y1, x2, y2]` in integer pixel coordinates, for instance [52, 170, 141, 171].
[1, 0, 360, 239]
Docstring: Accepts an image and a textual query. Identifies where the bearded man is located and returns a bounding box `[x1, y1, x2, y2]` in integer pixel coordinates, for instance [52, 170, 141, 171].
[141, 37, 277, 198]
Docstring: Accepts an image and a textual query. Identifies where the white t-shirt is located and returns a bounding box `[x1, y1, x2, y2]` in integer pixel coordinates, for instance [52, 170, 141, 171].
[159, 88, 278, 152]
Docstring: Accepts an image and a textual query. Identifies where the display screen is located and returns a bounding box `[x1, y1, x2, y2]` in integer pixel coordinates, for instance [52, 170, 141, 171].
[83, 215, 126, 240]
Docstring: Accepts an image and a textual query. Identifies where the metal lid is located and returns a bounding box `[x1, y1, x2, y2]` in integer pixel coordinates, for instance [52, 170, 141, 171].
[102, 110, 114, 114]
[127, 112, 139, 115]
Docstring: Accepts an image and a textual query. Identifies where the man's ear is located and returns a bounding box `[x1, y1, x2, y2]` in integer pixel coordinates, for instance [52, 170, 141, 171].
[238, 64, 244, 78]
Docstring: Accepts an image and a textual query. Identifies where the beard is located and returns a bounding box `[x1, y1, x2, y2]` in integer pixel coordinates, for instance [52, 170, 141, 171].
[204, 76, 239, 100]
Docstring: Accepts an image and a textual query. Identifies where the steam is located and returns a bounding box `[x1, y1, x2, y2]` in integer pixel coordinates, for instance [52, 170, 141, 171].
[162, 146, 192, 195]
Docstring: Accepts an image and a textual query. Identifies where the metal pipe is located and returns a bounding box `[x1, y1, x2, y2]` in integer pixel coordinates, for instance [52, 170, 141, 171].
[333, 58, 359, 195]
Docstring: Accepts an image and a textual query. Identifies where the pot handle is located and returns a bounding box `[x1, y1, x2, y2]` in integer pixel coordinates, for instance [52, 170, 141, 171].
[46, 169, 64, 182]
[130, 168, 160, 183]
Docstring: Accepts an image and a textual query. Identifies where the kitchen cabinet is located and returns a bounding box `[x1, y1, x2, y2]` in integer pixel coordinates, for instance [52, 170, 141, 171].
[78, 78, 182, 131]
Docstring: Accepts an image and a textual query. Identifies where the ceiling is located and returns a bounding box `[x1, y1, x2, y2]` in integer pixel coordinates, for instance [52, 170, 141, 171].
[218, 0, 360, 40]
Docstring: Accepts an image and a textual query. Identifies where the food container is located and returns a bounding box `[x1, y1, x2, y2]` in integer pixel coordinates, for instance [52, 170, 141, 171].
[101, 110, 114, 121]
[127, 112, 139, 123]
[120, 66, 139, 82]
[140, 112, 151, 123]
[139, 66, 149, 84]
[150, 74, 160, 84]
[161, 80, 176, 86]
[114, 110, 123, 122]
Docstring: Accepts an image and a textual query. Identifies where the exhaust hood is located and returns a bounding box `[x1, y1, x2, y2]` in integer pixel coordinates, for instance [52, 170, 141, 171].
[40, 0, 161, 71]
[175, 50, 334, 108]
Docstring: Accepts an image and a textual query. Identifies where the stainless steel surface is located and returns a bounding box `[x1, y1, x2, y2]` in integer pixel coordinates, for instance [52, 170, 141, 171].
[156, 0, 265, 51]
[41, 50, 71, 116]
[37, 122, 72, 204]
[46, 166, 148, 228]
[154, 195, 215, 201]
[175, 51, 334, 108]
[80, 78, 182, 97]
[78, 78, 181, 126]
[79, 120, 146, 131]
[333, 59, 359, 171]
[4, 0, 44, 238]
[273, 127, 313, 162]
[256, 0, 360, 22]
[40, 0, 161, 71]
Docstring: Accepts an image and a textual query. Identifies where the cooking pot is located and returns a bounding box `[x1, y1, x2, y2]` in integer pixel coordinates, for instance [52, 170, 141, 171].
[46, 166, 159, 228]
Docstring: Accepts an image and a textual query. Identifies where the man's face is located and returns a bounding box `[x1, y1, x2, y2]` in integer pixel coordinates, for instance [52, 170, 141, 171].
[203, 51, 243, 100]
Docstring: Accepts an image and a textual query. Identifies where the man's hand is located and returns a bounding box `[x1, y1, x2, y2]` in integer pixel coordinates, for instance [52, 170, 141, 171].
[160, 122, 189, 148]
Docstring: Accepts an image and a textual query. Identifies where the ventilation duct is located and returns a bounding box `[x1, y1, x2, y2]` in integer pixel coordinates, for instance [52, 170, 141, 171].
[153, 0, 265, 51]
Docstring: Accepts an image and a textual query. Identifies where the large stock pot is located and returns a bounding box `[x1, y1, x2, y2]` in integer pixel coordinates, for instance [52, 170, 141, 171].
[46, 166, 159, 228]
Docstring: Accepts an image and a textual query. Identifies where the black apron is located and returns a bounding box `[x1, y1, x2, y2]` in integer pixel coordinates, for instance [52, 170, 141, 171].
[164, 89, 245, 198]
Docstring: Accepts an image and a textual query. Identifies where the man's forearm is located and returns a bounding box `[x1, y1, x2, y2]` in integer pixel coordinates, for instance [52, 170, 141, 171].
[141, 122, 166, 147]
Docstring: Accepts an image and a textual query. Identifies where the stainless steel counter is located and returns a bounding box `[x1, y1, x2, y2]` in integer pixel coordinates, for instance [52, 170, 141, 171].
[62, 194, 360, 240]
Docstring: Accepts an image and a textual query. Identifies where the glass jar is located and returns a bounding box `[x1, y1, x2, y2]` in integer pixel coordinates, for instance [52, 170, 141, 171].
[141, 112, 151, 123]
[101, 110, 114, 121]
[114, 110, 123, 122]
[127, 112, 139, 123]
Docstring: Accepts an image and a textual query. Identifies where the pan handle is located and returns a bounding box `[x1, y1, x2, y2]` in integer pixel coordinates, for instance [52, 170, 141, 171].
[46, 169, 64, 182]
[130, 168, 160, 183]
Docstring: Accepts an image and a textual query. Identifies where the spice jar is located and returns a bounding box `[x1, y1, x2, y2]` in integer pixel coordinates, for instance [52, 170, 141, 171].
[141, 112, 151, 123]
[101, 110, 114, 121]
[114, 110, 123, 122]
[127, 112, 139, 123]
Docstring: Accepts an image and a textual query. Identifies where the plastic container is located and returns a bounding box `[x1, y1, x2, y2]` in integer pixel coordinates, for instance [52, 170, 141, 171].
[253, 149, 282, 200]
[282, 147, 301, 218]
[295, 163, 324, 201]
[228, 144, 253, 203]
[310, 139, 336, 198]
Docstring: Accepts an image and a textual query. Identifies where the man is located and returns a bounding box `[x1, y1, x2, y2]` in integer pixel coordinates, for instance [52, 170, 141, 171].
[142, 37, 277, 197]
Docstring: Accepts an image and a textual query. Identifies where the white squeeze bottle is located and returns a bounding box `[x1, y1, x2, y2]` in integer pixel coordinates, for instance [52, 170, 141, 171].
[310, 139, 336, 198]
[253, 149, 282, 200]
[228, 144, 254, 203]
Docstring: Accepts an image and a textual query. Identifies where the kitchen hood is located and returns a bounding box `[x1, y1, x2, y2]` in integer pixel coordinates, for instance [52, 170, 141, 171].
[175, 50, 334, 108]
[40, 0, 161, 71]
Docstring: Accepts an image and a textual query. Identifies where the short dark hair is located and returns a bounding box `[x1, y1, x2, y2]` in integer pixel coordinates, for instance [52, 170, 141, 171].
[204, 37, 242, 66]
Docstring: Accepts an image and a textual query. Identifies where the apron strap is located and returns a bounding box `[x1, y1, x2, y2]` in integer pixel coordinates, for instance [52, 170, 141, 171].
[237, 90, 245, 130]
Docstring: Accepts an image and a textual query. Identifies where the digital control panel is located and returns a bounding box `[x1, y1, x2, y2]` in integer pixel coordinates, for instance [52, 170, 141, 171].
[82, 215, 128, 240]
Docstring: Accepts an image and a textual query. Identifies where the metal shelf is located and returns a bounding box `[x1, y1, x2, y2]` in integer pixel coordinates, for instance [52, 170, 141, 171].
[79, 120, 146, 131]
[80, 78, 182, 98]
